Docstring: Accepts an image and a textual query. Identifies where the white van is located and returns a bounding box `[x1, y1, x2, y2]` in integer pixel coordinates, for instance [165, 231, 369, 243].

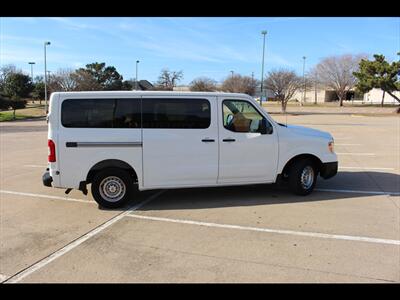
[43, 91, 338, 208]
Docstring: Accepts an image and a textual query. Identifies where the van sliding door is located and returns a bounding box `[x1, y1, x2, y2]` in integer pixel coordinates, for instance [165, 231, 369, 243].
[142, 96, 218, 188]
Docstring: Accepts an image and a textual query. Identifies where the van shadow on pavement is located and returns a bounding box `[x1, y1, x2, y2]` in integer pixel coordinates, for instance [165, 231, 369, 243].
[107, 171, 399, 212]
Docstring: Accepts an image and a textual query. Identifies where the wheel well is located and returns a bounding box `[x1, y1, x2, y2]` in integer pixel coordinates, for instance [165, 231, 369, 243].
[86, 159, 138, 184]
[281, 154, 322, 177]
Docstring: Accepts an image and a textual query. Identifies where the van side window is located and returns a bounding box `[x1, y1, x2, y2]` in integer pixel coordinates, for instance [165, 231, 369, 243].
[61, 99, 141, 128]
[142, 99, 210, 129]
[223, 100, 270, 133]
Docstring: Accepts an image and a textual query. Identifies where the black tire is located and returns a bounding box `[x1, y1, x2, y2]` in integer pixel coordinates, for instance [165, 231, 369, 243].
[91, 168, 134, 208]
[288, 159, 317, 195]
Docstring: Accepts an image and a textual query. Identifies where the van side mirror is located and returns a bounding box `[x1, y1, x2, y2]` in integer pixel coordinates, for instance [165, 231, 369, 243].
[260, 118, 273, 135]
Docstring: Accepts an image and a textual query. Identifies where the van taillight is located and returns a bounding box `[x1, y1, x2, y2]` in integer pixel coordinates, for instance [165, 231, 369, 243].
[48, 139, 56, 162]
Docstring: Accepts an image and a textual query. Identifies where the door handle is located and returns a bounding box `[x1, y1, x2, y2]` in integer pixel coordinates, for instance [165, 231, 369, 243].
[222, 138, 236, 142]
[66, 142, 78, 148]
[201, 139, 215, 142]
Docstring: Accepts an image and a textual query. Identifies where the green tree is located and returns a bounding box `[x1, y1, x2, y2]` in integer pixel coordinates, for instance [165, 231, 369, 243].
[0, 94, 11, 110]
[3, 73, 33, 99]
[32, 81, 46, 102]
[8, 96, 27, 120]
[78, 62, 123, 90]
[1, 72, 31, 118]
[121, 80, 134, 90]
[353, 54, 400, 106]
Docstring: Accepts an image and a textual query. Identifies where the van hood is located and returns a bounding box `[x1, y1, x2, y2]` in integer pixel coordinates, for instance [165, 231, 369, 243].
[283, 124, 332, 140]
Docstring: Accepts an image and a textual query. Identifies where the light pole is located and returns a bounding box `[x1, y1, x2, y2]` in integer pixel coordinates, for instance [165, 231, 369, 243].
[44, 41, 51, 113]
[230, 70, 234, 78]
[135, 60, 139, 90]
[260, 30, 267, 106]
[251, 72, 255, 96]
[28, 62, 35, 82]
[302, 56, 306, 106]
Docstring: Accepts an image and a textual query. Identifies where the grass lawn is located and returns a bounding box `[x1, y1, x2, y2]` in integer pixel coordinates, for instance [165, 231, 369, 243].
[0, 103, 46, 122]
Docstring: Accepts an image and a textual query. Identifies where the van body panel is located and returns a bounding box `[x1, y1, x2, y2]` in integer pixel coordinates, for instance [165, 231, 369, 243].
[47, 93, 61, 187]
[56, 94, 143, 189]
[141, 95, 218, 188]
[275, 124, 337, 174]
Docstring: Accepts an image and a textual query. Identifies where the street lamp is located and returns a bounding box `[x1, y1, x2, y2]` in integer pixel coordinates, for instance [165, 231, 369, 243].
[260, 30, 267, 106]
[302, 56, 306, 106]
[230, 70, 234, 78]
[136, 60, 139, 90]
[28, 62, 35, 82]
[44, 41, 51, 113]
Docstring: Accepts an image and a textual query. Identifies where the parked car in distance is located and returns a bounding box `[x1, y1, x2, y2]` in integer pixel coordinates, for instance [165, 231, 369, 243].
[43, 91, 338, 208]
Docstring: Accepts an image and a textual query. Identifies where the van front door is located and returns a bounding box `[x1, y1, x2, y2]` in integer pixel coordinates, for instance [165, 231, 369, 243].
[142, 97, 218, 188]
[218, 98, 278, 184]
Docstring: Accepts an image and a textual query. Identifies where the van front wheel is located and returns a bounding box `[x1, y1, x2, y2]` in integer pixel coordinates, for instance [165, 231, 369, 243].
[91, 168, 133, 208]
[288, 159, 317, 195]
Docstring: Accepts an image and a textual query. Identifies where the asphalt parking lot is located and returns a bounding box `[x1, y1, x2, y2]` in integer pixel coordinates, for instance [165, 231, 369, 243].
[0, 113, 399, 283]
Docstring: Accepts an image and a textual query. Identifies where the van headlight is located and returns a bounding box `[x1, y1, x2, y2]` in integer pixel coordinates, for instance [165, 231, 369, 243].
[328, 139, 334, 153]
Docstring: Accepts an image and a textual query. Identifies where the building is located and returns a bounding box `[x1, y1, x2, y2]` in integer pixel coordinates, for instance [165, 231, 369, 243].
[133, 80, 154, 90]
[173, 85, 191, 92]
[289, 87, 352, 104]
[362, 88, 400, 104]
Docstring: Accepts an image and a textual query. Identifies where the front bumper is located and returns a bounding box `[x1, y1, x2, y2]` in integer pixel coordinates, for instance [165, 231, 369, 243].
[320, 161, 338, 179]
[42, 171, 53, 187]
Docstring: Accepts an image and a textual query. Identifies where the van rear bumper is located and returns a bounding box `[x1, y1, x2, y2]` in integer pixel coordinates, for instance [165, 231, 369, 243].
[42, 171, 53, 187]
[320, 161, 338, 179]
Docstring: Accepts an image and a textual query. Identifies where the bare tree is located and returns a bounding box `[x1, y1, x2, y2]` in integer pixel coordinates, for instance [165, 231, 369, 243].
[70, 69, 101, 91]
[312, 54, 366, 106]
[306, 69, 321, 104]
[189, 77, 217, 92]
[264, 69, 302, 112]
[48, 69, 78, 92]
[154, 69, 183, 90]
[221, 74, 258, 96]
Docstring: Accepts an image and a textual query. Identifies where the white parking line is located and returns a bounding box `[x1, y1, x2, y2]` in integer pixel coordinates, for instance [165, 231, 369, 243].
[126, 214, 400, 246]
[336, 153, 375, 156]
[4, 190, 164, 283]
[24, 165, 46, 168]
[0, 190, 93, 204]
[315, 188, 400, 195]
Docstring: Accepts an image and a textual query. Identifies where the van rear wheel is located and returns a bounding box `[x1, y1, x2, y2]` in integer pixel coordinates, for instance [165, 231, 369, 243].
[91, 168, 133, 208]
[288, 159, 317, 195]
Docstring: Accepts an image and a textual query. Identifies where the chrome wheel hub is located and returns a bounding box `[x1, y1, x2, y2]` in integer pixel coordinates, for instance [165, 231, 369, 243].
[300, 166, 314, 190]
[99, 176, 126, 202]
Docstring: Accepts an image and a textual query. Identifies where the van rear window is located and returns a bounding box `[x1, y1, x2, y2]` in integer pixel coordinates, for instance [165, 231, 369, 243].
[142, 98, 210, 129]
[61, 99, 141, 128]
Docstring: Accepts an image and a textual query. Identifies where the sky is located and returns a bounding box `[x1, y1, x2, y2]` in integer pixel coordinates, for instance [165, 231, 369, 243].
[1, 17, 399, 85]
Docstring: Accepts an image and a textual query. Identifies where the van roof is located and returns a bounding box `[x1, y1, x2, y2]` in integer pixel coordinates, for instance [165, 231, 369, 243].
[52, 91, 253, 99]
